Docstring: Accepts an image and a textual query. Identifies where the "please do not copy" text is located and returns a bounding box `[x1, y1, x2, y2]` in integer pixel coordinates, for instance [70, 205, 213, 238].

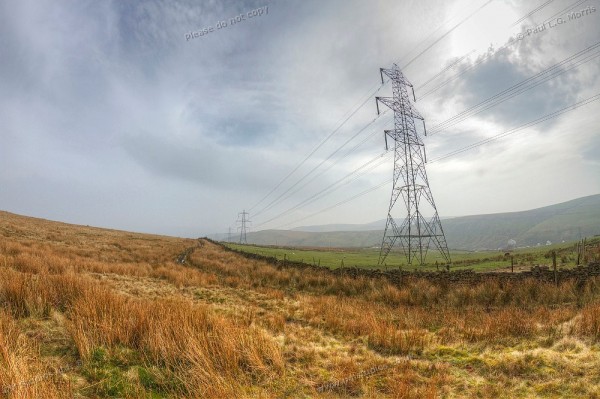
[185, 5, 269, 41]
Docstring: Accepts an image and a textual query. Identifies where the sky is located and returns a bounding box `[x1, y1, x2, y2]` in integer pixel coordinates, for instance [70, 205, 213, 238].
[1, 0, 599, 238]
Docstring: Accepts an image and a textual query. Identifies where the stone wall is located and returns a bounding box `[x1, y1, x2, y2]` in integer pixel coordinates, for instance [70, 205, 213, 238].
[209, 240, 600, 286]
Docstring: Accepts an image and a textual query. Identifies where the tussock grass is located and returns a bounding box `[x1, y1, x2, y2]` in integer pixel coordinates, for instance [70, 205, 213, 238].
[2, 210, 600, 397]
[68, 287, 283, 397]
[0, 311, 72, 398]
[0, 268, 87, 317]
[578, 303, 600, 340]
[0, 266, 282, 397]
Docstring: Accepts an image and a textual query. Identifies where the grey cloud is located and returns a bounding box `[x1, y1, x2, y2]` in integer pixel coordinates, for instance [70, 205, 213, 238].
[1, 0, 598, 236]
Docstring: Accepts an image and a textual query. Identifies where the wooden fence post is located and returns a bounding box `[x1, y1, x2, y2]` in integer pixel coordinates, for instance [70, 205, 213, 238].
[552, 251, 558, 286]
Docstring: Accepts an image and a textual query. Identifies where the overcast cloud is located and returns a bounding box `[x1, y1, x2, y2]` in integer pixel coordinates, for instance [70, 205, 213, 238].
[1, 0, 599, 237]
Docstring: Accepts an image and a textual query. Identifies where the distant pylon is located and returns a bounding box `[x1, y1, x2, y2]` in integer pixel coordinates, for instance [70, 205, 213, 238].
[227, 227, 233, 242]
[375, 64, 451, 267]
[237, 210, 251, 244]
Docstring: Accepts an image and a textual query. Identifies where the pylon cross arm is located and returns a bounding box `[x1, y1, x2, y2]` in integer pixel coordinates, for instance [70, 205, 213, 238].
[376, 64, 451, 268]
[376, 97, 424, 120]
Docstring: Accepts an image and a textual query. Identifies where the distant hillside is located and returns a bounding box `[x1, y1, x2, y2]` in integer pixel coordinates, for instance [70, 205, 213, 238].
[291, 220, 386, 233]
[246, 229, 383, 248]
[292, 216, 457, 233]
[244, 194, 600, 250]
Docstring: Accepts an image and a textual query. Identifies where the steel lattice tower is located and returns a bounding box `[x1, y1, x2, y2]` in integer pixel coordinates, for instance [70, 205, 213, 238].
[237, 210, 250, 244]
[376, 64, 451, 267]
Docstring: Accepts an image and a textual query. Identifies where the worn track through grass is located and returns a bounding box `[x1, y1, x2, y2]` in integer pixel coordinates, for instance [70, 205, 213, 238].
[1, 210, 600, 398]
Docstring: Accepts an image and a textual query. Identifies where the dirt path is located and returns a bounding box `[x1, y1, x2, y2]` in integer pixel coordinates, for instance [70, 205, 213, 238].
[86, 268, 415, 397]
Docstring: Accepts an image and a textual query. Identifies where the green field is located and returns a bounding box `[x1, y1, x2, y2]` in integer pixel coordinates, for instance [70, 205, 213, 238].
[235, 195, 600, 251]
[225, 237, 600, 272]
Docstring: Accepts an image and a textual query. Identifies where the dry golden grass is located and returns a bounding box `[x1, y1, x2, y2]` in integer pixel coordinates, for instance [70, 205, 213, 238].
[2, 210, 600, 398]
[0, 310, 73, 398]
[67, 285, 283, 397]
[578, 303, 600, 340]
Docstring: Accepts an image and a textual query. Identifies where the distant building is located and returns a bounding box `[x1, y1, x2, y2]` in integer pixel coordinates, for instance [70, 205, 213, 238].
[546, 240, 552, 246]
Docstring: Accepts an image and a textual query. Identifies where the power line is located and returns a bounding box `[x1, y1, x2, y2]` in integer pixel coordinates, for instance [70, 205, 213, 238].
[417, 39, 519, 100]
[254, 115, 393, 218]
[253, 109, 391, 218]
[418, 0, 592, 99]
[534, 0, 588, 26]
[271, 179, 391, 230]
[400, 0, 494, 70]
[393, 0, 481, 69]
[254, 151, 392, 229]
[249, 0, 579, 229]
[250, 1, 497, 217]
[418, 1, 548, 92]
[416, 50, 476, 91]
[376, 64, 451, 266]
[428, 93, 600, 162]
[248, 81, 388, 212]
[255, 44, 598, 230]
[265, 93, 600, 229]
[428, 42, 600, 134]
[511, 0, 555, 27]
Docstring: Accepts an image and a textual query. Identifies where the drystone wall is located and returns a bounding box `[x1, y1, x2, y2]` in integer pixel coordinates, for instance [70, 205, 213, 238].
[209, 239, 600, 286]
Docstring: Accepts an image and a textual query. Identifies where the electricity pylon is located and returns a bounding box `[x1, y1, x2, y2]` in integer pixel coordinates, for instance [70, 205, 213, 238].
[237, 210, 250, 244]
[376, 64, 451, 268]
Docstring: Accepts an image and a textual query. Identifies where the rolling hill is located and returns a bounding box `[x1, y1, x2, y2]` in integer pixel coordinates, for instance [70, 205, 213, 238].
[242, 194, 600, 250]
[4, 204, 600, 397]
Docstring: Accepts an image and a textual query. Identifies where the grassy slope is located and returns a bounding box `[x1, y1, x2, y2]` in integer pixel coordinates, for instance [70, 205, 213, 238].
[2, 210, 600, 398]
[226, 238, 600, 271]
[445, 194, 600, 249]
[245, 194, 600, 250]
